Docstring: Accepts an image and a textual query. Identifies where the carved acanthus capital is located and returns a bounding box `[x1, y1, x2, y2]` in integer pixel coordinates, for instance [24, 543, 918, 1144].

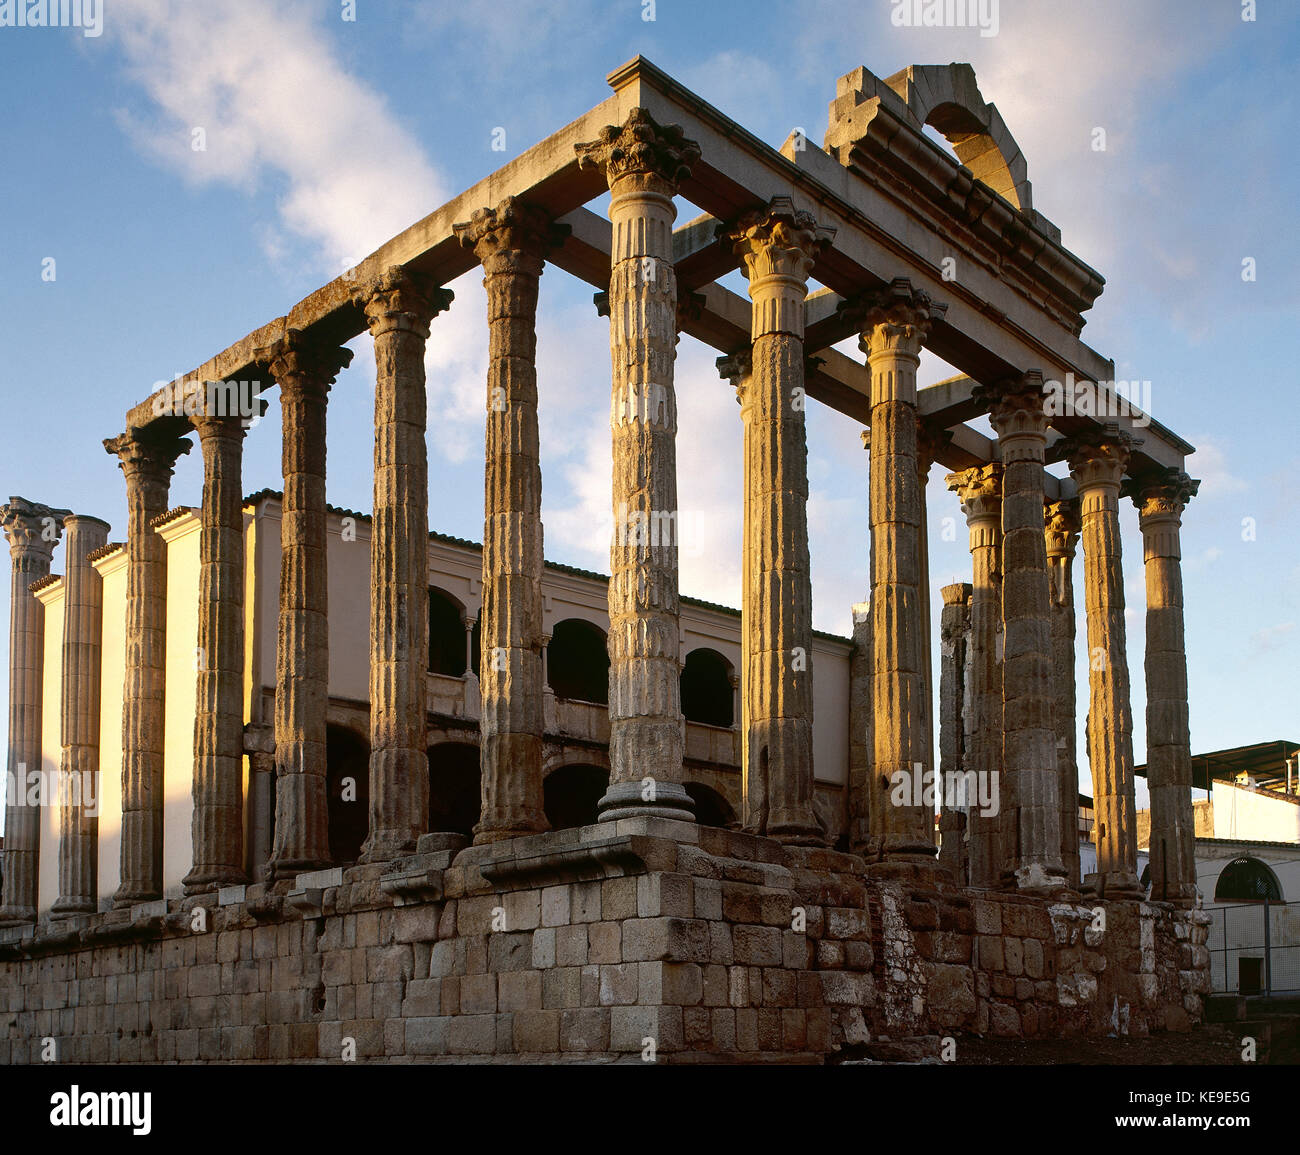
[104, 429, 192, 486]
[940, 582, 973, 609]
[973, 371, 1053, 453]
[1043, 498, 1081, 560]
[1060, 425, 1140, 492]
[452, 197, 569, 279]
[945, 463, 1002, 525]
[575, 107, 700, 192]
[717, 349, 752, 411]
[354, 265, 453, 339]
[725, 197, 834, 289]
[839, 277, 947, 360]
[1123, 467, 1199, 522]
[1, 496, 71, 569]
[254, 329, 354, 405]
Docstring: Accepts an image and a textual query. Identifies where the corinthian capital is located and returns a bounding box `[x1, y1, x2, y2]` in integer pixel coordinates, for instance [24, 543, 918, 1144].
[575, 107, 700, 191]
[1123, 467, 1199, 521]
[1, 496, 71, 568]
[254, 329, 354, 400]
[726, 197, 834, 287]
[945, 463, 1002, 524]
[839, 277, 947, 359]
[1060, 426, 1140, 491]
[353, 265, 454, 339]
[104, 429, 192, 483]
[972, 370, 1054, 448]
[1043, 498, 1081, 559]
[452, 197, 570, 278]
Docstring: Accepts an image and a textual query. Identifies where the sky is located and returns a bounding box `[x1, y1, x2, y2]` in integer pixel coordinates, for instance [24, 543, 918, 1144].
[0, 0, 1296, 821]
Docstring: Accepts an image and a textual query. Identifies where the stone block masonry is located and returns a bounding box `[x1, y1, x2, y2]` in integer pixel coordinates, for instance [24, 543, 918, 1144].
[0, 820, 1209, 1063]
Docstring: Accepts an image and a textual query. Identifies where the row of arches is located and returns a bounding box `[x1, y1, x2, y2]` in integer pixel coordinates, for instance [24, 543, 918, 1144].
[428, 587, 735, 727]
[321, 727, 736, 866]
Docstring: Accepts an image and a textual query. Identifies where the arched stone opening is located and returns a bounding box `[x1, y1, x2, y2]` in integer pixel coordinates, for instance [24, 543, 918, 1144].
[683, 782, 736, 829]
[548, 618, 609, 705]
[1214, 856, 1283, 903]
[429, 586, 469, 677]
[680, 647, 734, 727]
[428, 741, 481, 840]
[543, 763, 610, 830]
[326, 725, 370, 866]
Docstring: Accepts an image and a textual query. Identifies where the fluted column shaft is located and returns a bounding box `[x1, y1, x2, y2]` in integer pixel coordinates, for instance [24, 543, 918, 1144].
[0, 499, 67, 924]
[257, 331, 353, 878]
[975, 373, 1064, 891]
[1065, 431, 1141, 898]
[718, 351, 757, 829]
[455, 199, 564, 842]
[939, 582, 972, 880]
[51, 514, 110, 916]
[947, 465, 1003, 886]
[184, 416, 248, 895]
[1045, 499, 1082, 890]
[843, 280, 945, 865]
[577, 108, 699, 822]
[357, 268, 452, 862]
[1129, 468, 1199, 904]
[728, 201, 831, 845]
[105, 433, 188, 907]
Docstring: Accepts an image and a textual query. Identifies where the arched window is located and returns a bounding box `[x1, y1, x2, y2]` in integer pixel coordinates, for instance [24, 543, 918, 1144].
[680, 648, 733, 727]
[548, 619, 609, 704]
[428, 742, 481, 839]
[429, 588, 467, 676]
[543, 764, 609, 831]
[326, 725, 370, 866]
[1214, 856, 1283, 903]
[683, 782, 736, 829]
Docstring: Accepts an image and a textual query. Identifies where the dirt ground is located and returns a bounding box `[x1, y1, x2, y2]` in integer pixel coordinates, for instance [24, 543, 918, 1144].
[954, 1022, 1293, 1065]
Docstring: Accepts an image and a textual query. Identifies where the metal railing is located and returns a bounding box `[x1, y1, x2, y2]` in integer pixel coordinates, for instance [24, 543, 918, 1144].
[1206, 898, 1300, 996]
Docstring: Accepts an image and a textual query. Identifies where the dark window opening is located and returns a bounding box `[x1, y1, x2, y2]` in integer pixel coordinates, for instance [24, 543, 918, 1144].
[428, 742, 481, 840]
[429, 588, 467, 676]
[680, 649, 733, 727]
[548, 619, 609, 705]
[327, 726, 371, 866]
[683, 782, 735, 829]
[544, 764, 609, 830]
[1214, 856, 1283, 903]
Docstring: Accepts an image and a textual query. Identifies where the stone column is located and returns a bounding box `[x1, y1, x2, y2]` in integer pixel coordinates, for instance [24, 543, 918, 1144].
[356, 267, 453, 862]
[244, 723, 275, 881]
[725, 198, 832, 845]
[847, 596, 871, 854]
[1127, 467, 1199, 905]
[840, 279, 946, 868]
[1045, 498, 1082, 890]
[938, 582, 972, 880]
[576, 108, 699, 823]
[945, 464, 1002, 887]
[184, 414, 249, 895]
[454, 198, 566, 843]
[103, 431, 189, 907]
[973, 372, 1064, 892]
[717, 350, 756, 830]
[0, 499, 68, 924]
[255, 331, 354, 879]
[1063, 429, 1142, 899]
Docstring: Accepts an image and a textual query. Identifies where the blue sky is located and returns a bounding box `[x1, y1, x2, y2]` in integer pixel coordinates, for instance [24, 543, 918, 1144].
[0, 0, 1296, 817]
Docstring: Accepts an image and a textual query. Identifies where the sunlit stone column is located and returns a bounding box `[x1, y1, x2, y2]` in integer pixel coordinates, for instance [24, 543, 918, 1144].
[577, 108, 699, 823]
[726, 198, 832, 844]
[939, 582, 972, 880]
[184, 414, 249, 895]
[104, 431, 190, 907]
[945, 464, 1002, 887]
[717, 350, 757, 829]
[1063, 428, 1142, 899]
[1127, 467, 1200, 905]
[841, 279, 946, 869]
[50, 514, 110, 917]
[0, 499, 68, 925]
[973, 372, 1064, 892]
[1045, 497, 1082, 891]
[256, 331, 354, 879]
[356, 267, 453, 862]
[454, 197, 566, 842]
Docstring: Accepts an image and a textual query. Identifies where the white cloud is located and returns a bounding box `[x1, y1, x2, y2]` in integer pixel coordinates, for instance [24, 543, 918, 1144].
[1184, 437, 1247, 498]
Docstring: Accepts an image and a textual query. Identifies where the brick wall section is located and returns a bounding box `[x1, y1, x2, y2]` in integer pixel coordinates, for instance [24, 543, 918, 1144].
[0, 818, 1210, 1063]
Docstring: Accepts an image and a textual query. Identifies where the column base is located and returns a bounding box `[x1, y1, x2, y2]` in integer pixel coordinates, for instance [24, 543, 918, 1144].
[473, 821, 550, 846]
[49, 898, 97, 918]
[768, 822, 829, 848]
[181, 867, 248, 897]
[0, 905, 36, 927]
[1009, 862, 1069, 895]
[358, 832, 419, 865]
[1081, 871, 1145, 900]
[596, 780, 695, 824]
[268, 855, 333, 883]
[111, 885, 162, 910]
